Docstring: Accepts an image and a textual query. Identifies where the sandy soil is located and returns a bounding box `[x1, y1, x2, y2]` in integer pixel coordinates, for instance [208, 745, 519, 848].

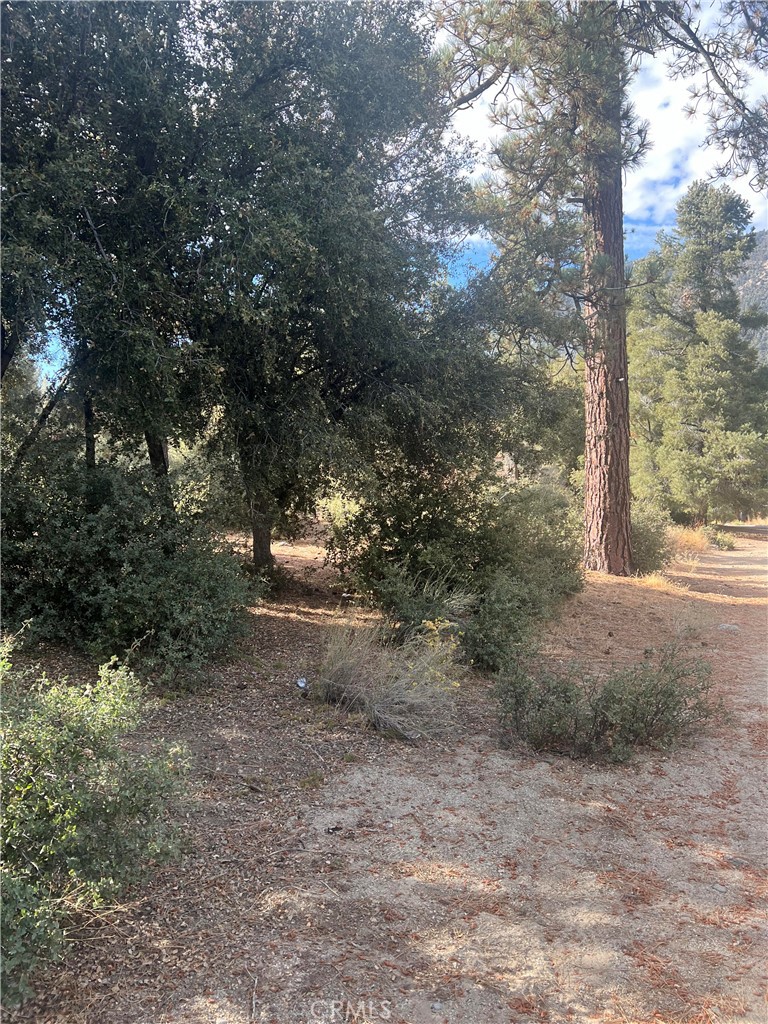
[10, 538, 767, 1024]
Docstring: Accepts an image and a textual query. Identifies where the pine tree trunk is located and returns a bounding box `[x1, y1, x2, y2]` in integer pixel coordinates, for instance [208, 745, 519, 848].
[581, 31, 633, 576]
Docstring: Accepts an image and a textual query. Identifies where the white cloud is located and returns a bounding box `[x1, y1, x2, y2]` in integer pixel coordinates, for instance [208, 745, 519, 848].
[625, 54, 768, 236]
[449, 34, 768, 253]
[451, 99, 497, 175]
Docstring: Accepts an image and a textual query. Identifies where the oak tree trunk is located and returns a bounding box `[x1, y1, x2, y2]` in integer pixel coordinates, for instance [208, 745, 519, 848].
[144, 431, 177, 543]
[250, 512, 273, 570]
[84, 395, 97, 470]
[239, 448, 274, 569]
[145, 430, 170, 477]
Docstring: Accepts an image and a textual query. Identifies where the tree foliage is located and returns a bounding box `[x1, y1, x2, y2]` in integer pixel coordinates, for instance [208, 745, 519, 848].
[181, 2, 482, 563]
[1, 1, 203, 458]
[629, 183, 768, 523]
[2, 1, 503, 567]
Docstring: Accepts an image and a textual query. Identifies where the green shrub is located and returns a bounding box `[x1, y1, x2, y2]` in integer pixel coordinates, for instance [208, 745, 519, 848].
[631, 500, 674, 575]
[2, 463, 254, 678]
[170, 442, 252, 530]
[316, 625, 459, 740]
[0, 647, 183, 1006]
[335, 479, 583, 671]
[463, 484, 583, 670]
[497, 643, 721, 763]
[462, 571, 538, 671]
[703, 526, 736, 551]
[353, 562, 472, 644]
[474, 482, 584, 597]
[317, 488, 361, 552]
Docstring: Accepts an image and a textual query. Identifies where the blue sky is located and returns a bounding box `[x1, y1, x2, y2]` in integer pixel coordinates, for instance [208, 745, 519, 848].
[450, 39, 768, 269]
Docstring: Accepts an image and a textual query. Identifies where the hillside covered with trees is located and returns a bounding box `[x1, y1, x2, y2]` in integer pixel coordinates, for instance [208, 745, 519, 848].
[737, 227, 768, 360]
[1, 0, 767, 1013]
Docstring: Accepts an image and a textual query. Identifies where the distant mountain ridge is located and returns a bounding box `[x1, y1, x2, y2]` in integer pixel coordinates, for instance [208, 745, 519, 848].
[737, 228, 768, 361]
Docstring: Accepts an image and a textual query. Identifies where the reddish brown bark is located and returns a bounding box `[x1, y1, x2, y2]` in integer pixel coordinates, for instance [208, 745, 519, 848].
[581, 61, 633, 575]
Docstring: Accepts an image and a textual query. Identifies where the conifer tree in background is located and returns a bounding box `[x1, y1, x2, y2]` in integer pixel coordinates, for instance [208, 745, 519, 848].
[438, 0, 768, 574]
[736, 228, 768, 360]
[629, 182, 768, 523]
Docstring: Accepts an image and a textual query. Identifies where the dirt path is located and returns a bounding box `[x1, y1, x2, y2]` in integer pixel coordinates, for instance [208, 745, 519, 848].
[13, 540, 767, 1024]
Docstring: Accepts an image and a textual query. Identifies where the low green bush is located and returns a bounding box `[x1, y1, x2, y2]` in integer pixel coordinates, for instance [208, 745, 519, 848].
[497, 643, 721, 763]
[461, 571, 538, 671]
[0, 646, 183, 1006]
[334, 479, 583, 671]
[2, 463, 254, 679]
[474, 482, 584, 595]
[631, 500, 674, 575]
[703, 527, 736, 551]
[353, 562, 472, 645]
[464, 484, 583, 670]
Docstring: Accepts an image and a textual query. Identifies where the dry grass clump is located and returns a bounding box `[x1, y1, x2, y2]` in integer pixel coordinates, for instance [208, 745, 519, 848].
[315, 626, 458, 740]
[667, 525, 736, 561]
[667, 526, 711, 558]
[639, 572, 690, 595]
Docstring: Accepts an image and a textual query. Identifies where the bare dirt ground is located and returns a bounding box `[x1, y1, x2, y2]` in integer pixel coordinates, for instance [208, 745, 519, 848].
[11, 537, 768, 1024]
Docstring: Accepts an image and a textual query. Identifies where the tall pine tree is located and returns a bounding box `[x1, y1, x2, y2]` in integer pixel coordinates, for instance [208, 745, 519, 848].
[438, 0, 767, 573]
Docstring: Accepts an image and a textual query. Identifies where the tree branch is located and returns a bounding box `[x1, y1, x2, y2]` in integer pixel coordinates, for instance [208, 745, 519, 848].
[82, 206, 119, 284]
[5, 368, 74, 483]
[655, 2, 749, 115]
[452, 67, 504, 109]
